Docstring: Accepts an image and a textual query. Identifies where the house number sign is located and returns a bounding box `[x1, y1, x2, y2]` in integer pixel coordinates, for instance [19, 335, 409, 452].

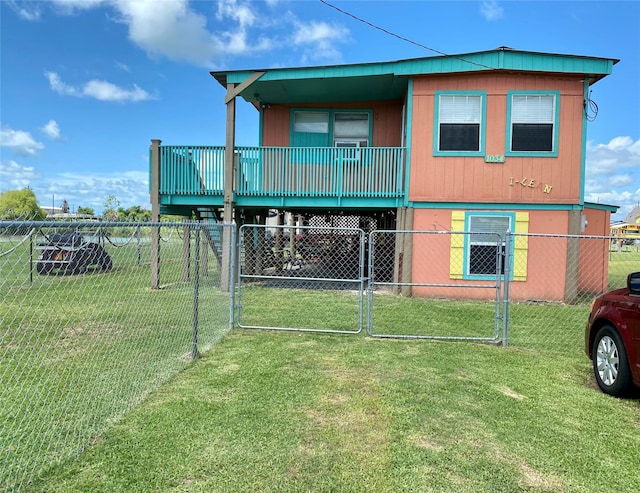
[484, 154, 506, 163]
[510, 176, 553, 194]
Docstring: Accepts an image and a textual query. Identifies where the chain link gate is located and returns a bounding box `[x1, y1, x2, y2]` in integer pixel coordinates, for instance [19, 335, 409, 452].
[237, 224, 366, 333]
[367, 230, 505, 342]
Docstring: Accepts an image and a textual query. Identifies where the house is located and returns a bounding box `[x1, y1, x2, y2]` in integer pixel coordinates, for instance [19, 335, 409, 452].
[149, 47, 619, 300]
[611, 205, 640, 245]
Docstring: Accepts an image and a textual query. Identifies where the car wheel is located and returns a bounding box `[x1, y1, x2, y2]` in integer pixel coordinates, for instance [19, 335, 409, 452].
[592, 325, 633, 396]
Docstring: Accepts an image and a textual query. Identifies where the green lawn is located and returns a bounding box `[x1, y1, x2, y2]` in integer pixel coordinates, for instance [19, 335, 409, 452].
[2, 233, 639, 492]
[31, 328, 640, 493]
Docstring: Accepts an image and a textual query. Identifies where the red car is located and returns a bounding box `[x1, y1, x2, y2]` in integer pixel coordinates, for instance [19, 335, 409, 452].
[585, 272, 640, 396]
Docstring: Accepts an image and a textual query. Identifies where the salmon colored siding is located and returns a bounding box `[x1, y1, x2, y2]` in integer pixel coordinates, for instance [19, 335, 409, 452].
[261, 101, 404, 147]
[579, 208, 611, 294]
[262, 106, 290, 146]
[409, 74, 585, 204]
[411, 209, 587, 301]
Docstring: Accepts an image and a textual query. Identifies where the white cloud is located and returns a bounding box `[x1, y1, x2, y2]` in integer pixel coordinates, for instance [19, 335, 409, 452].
[586, 136, 640, 177]
[45, 71, 154, 102]
[115, 61, 131, 72]
[41, 120, 62, 140]
[480, 1, 504, 21]
[0, 126, 45, 156]
[20, 0, 344, 67]
[291, 20, 349, 63]
[585, 136, 640, 220]
[113, 0, 225, 66]
[40, 170, 149, 209]
[7, 0, 42, 21]
[0, 160, 42, 189]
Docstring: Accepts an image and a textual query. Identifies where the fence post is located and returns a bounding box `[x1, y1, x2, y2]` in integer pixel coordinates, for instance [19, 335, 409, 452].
[182, 220, 191, 282]
[502, 231, 512, 347]
[192, 226, 200, 360]
[136, 225, 141, 266]
[150, 138, 162, 289]
[229, 225, 236, 330]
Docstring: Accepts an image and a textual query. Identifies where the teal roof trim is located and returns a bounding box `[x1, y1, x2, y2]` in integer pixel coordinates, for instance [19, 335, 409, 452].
[584, 202, 619, 212]
[214, 48, 617, 87]
[212, 48, 617, 106]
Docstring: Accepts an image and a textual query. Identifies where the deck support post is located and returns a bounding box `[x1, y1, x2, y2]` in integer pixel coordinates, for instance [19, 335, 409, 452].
[221, 84, 237, 291]
[150, 138, 162, 290]
[393, 207, 414, 296]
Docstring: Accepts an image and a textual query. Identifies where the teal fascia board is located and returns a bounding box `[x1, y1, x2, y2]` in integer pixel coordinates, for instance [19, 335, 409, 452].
[219, 50, 616, 85]
[409, 202, 587, 211]
[584, 201, 619, 212]
[234, 195, 401, 209]
[160, 194, 224, 207]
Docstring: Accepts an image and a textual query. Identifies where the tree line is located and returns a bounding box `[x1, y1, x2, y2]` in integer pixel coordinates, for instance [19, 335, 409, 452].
[0, 189, 152, 222]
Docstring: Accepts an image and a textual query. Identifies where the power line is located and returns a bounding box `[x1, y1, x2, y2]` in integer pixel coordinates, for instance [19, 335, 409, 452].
[319, 0, 496, 71]
[319, 0, 596, 118]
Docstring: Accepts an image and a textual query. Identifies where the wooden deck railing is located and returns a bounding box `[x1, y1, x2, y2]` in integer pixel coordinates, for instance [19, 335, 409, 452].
[159, 145, 406, 199]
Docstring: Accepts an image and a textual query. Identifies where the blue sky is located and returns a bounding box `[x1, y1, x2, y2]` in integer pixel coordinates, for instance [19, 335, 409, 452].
[1, 0, 638, 221]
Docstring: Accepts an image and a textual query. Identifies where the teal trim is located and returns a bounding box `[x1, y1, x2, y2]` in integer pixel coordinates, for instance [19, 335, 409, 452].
[217, 49, 616, 87]
[505, 90, 560, 157]
[410, 202, 585, 211]
[580, 78, 588, 206]
[158, 144, 405, 208]
[404, 79, 413, 207]
[290, 108, 373, 146]
[433, 91, 486, 157]
[584, 201, 619, 212]
[213, 49, 616, 107]
[462, 211, 515, 281]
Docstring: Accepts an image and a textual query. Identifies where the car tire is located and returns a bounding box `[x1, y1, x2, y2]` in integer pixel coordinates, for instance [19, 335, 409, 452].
[592, 325, 633, 396]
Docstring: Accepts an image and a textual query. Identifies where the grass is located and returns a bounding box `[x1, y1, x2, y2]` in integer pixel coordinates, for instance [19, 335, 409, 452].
[2, 233, 639, 492]
[31, 329, 640, 493]
[1, 235, 231, 491]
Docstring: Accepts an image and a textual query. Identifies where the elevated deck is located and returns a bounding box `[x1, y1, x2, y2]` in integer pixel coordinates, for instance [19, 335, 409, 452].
[156, 145, 407, 215]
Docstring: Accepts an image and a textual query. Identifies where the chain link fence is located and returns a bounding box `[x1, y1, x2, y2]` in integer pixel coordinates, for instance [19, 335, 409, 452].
[368, 230, 504, 341]
[366, 230, 639, 350]
[506, 233, 640, 351]
[2, 217, 639, 490]
[237, 224, 365, 334]
[0, 220, 234, 492]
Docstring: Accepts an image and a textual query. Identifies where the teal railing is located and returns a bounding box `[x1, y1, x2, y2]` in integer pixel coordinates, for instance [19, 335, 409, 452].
[159, 145, 405, 199]
[159, 145, 225, 195]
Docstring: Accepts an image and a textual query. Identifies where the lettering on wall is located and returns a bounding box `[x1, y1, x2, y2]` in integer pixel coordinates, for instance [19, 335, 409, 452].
[509, 177, 553, 194]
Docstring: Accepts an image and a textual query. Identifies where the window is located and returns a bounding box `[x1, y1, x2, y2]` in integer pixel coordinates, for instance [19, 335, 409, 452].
[293, 111, 329, 133]
[467, 215, 511, 276]
[333, 112, 369, 147]
[449, 211, 529, 281]
[435, 92, 485, 155]
[507, 92, 558, 155]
